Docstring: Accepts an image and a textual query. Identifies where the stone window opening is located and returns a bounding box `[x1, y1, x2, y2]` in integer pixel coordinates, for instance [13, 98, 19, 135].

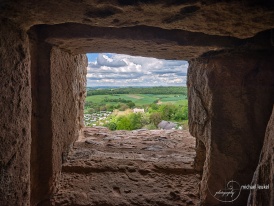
[55, 52, 204, 205]
[27, 21, 205, 202]
[1, 7, 272, 203]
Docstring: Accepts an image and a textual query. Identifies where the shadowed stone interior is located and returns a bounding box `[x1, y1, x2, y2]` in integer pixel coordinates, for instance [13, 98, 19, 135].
[0, 0, 274, 205]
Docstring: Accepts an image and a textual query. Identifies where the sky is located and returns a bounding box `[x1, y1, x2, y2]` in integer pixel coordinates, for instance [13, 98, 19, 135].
[86, 53, 188, 87]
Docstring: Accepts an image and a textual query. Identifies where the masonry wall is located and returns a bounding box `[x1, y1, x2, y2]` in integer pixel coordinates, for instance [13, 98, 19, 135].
[0, 13, 273, 206]
[0, 19, 31, 205]
[248, 106, 274, 206]
[30, 33, 54, 205]
[29, 29, 87, 205]
[50, 46, 87, 188]
[188, 51, 274, 205]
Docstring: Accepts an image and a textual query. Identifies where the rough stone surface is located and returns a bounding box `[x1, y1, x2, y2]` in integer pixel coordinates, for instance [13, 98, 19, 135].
[0, 19, 31, 205]
[1, 1, 274, 60]
[0, 1, 274, 205]
[29, 33, 54, 206]
[248, 106, 274, 206]
[29, 32, 87, 205]
[51, 127, 200, 206]
[29, 21, 274, 60]
[51, 46, 87, 191]
[188, 51, 274, 205]
[39, 23, 244, 60]
[1, 0, 274, 39]
[193, 139, 206, 173]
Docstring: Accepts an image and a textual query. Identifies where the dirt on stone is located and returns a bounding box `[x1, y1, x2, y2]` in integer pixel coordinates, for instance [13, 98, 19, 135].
[51, 127, 201, 206]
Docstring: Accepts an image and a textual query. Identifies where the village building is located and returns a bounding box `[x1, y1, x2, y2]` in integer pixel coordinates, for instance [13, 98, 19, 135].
[133, 108, 145, 113]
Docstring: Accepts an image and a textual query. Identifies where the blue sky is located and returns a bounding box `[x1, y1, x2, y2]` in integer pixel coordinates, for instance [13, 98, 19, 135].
[86, 53, 188, 87]
[87, 53, 98, 62]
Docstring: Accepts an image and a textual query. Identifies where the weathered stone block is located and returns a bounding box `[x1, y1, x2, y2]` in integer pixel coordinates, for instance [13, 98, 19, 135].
[0, 19, 31, 206]
[29, 31, 87, 205]
[248, 106, 274, 206]
[188, 51, 274, 205]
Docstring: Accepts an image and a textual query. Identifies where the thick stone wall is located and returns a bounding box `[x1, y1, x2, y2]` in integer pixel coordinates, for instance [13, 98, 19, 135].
[0, 1, 274, 205]
[188, 51, 274, 205]
[29, 30, 87, 205]
[50, 46, 87, 185]
[0, 19, 31, 205]
[248, 106, 274, 206]
[1, 0, 274, 39]
[29, 34, 54, 205]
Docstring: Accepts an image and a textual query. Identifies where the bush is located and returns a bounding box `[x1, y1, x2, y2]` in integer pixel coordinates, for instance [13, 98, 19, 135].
[119, 103, 129, 111]
[149, 112, 162, 127]
[143, 123, 157, 130]
[116, 116, 131, 130]
[127, 101, 135, 108]
[105, 122, 117, 131]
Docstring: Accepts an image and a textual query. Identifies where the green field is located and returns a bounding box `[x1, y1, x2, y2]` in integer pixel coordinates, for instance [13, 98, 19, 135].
[84, 87, 189, 130]
[85, 93, 187, 107]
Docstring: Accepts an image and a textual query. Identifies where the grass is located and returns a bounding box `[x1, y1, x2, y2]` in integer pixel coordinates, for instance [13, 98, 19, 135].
[86, 94, 187, 106]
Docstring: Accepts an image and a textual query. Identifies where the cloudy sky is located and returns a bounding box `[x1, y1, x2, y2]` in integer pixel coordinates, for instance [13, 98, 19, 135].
[86, 53, 188, 87]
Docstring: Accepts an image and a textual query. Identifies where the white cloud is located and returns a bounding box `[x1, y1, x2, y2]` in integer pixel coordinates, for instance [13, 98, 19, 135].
[87, 53, 188, 87]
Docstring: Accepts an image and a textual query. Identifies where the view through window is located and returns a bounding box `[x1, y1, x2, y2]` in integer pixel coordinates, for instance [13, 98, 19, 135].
[84, 53, 189, 130]
[53, 53, 201, 205]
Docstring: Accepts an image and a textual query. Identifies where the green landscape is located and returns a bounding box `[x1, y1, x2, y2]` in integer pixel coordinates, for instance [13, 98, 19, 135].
[84, 86, 188, 130]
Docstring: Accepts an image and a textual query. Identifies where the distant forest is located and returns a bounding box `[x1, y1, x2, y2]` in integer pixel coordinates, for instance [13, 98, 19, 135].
[86, 86, 187, 96]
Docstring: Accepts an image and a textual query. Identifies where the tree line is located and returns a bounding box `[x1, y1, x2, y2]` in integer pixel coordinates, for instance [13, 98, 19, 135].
[87, 86, 187, 96]
[85, 98, 136, 113]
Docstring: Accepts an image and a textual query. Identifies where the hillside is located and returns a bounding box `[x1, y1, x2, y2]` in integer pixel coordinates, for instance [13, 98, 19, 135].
[87, 86, 187, 96]
[84, 87, 188, 130]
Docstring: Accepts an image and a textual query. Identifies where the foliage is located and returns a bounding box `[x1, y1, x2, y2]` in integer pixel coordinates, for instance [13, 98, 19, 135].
[105, 122, 117, 131]
[87, 86, 187, 96]
[104, 97, 133, 104]
[149, 112, 162, 127]
[143, 123, 157, 130]
[85, 87, 189, 131]
[114, 113, 143, 130]
[174, 105, 188, 121]
[159, 104, 176, 120]
[127, 101, 135, 108]
[103, 103, 188, 131]
[85, 93, 187, 111]
[119, 103, 129, 111]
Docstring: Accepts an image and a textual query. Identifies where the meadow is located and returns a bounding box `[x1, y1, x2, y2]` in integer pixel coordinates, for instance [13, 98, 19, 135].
[84, 87, 188, 130]
[85, 93, 187, 108]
